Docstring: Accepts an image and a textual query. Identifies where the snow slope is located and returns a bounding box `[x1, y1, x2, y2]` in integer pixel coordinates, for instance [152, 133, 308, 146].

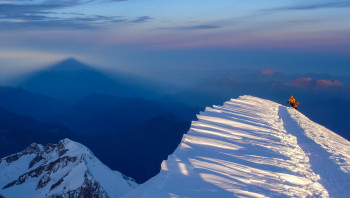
[123, 95, 350, 198]
[0, 139, 137, 198]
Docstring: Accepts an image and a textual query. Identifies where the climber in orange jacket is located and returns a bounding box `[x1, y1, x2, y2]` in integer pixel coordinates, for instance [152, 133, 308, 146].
[287, 96, 298, 110]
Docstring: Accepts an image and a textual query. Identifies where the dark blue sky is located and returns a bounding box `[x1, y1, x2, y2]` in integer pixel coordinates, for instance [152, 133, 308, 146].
[1, 0, 350, 84]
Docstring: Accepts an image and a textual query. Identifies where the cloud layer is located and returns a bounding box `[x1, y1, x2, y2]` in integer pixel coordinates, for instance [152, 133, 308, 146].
[0, 0, 150, 30]
[269, 1, 350, 11]
[286, 77, 344, 89]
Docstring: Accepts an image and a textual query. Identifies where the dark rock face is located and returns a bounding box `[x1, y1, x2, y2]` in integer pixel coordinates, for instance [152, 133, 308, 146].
[3, 146, 78, 191]
[51, 174, 108, 198]
[4, 143, 43, 164]
[2, 181, 16, 190]
[50, 173, 68, 191]
[29, 155, 44, 169]
[5, 154, 20, 164]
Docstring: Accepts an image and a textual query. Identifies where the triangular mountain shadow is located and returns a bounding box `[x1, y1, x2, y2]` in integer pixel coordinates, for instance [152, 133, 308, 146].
[18, 58, 160, 102]
[46, 58, 94, 71]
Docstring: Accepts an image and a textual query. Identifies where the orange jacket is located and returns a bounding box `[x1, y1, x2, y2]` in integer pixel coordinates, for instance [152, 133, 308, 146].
[289, 97, 296, 104]
[294, 101, 299, 107]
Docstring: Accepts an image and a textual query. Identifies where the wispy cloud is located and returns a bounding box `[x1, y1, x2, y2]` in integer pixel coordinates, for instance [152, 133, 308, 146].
[0, 1, 92, 27]
[0, 0, 150, 30]
[0, 19, 94, 30]
[287, 19, 323, 24]
[160, 24, 221, 31]
[130, 16, 152, 23]
[0, 12, 128, 30]
[0, 1, 82, 14]
[184, 25, 221, 30]
[268, 1, 350, 11]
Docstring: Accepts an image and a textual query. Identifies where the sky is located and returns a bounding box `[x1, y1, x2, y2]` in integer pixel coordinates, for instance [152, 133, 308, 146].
[0, 0, 350, 84]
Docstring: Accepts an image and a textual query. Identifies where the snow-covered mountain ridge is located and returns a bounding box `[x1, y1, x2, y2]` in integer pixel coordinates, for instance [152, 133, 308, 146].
[123, 95, 350, 198]
[1, 95, 349, 198]
[0, 139, 137, 198]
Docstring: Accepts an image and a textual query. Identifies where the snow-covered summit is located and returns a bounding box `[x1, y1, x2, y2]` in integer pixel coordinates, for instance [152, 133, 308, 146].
[123, 95, 350, 198]
[0, 138, 137, 198]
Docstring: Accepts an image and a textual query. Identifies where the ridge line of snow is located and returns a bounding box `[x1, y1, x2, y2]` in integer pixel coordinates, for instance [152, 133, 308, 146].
[123, 95, 349, 198]
[286, 107, 350, 173]
[279, 106, 350, 197]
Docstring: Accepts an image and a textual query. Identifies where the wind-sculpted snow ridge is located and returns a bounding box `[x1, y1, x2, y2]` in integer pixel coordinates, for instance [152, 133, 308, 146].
[123, 95, 350, 198]
[0, 139, 137, 198]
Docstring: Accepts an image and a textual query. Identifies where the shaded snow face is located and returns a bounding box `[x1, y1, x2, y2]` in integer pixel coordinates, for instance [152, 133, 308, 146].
[0, 138, 137, 198]
[123, 95, 350, 198]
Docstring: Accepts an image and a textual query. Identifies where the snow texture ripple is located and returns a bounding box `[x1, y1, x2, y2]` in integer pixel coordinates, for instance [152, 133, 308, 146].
[123, 95, 350, 198]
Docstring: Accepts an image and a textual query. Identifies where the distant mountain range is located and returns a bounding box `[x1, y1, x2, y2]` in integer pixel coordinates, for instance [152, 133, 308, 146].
[0, 100, 194, 183]
[0, 101, 192, 183]
[0, 106, 72, 157]
[0, 84, 197, 183]
[47, 93, 199, 135]
[0, 86, 67, 120]
[74, 115, 191, 183]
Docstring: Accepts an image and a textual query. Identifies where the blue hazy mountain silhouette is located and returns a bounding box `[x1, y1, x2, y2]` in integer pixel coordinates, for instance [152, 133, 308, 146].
[74, 115, 191, 183]
[19, 58, 159, 102]
[47, 93, 200, 135]
[0, 86, 67, 120]
[0, 106, 72, 157]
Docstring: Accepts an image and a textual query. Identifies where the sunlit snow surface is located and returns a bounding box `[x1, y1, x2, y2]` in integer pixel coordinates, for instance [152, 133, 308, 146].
[124, 95, 350, 198]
